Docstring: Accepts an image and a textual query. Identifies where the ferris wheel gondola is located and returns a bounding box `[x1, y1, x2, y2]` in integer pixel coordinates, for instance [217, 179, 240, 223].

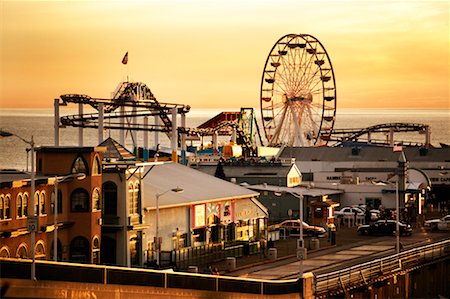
[260, 34, 337, 147]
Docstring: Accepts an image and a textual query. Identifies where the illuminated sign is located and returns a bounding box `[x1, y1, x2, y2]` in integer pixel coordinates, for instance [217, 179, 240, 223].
[193, 204, 206, 228]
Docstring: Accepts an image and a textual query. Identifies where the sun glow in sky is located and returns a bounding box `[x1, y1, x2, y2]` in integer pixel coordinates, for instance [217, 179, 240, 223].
[1, 0, 449, 109]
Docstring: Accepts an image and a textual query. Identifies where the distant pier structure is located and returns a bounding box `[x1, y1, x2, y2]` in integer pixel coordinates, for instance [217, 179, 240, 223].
[53, 81, 191, 162]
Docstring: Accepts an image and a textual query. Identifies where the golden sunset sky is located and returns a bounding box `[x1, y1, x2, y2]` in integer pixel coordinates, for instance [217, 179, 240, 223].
[1, 0, 449, 109]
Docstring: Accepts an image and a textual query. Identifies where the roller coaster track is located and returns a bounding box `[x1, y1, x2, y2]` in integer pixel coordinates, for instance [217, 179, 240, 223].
[329, 123, 429, 146]
[59, 82, 190, 139]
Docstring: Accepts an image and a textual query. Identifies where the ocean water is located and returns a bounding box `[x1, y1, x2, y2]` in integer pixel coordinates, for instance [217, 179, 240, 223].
[1, 108, 449, 171]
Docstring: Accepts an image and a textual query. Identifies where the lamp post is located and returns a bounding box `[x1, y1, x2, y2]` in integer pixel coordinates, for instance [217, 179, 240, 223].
[1, 130, 36, 280]
[395, 180, 400, 254]
[155, 187, 183, 266]
[291, 192, 305, 279]
[372, 179, 400, 254]
[52, 173, 86, 261]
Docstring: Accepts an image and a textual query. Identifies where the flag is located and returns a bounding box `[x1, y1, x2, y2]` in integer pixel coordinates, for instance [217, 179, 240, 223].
[122, 52, 128, 64]
[393, 145, 403, 152]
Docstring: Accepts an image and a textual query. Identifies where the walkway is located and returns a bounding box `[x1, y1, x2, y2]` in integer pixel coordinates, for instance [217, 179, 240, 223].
[212, 223, 449, 280]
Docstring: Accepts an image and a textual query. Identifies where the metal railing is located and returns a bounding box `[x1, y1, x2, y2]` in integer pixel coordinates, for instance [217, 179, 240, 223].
[0, 258, 301, 295]
[314, 239, 450, 296]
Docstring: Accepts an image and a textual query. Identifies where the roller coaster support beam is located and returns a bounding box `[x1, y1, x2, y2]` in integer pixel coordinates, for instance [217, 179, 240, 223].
[389, 127, 395, 146]
[154, 116, 160, 150]
[120, 105, 125, 145]
[78, 103, 84, 146]
[54, 99, 60, 146]
[171, 107, 178, 163]
[231, 127, 237, 143]
[213, 131, 218, 153]
[144, 116, 149, 149]
[98, 103, 104, 145]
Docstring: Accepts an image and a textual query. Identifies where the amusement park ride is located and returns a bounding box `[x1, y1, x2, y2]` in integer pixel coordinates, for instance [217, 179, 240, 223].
[53, 34, 431, 162]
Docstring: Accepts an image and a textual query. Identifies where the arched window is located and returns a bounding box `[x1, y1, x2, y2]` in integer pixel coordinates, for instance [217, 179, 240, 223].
[92, 156, 101, 175]
[92, 188, 101, 211]
[17, 194, 23, 218]
[35, 240, 46, 259]
[4, 195, 10, 219]
[70, 236, 89, 262]
[0, 195, 4, 219]
[39, 192, 46, 215]
[102, 181, 117, 216]
[0, 246, 10, 258]
[71, 188, 89, 212]
[92, 236, 100, 264]
[34, 191, 39, 216]
[23, 193, 28, 217]
[51, 190, 63, 214]
[72, 156, 88, 175]
[16, 243, 28, 259]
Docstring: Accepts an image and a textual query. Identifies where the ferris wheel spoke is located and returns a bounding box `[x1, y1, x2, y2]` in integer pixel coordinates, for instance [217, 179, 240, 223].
[270, 105, 288, 144]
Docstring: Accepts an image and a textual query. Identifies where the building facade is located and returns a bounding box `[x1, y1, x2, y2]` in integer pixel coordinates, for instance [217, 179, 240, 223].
[0, 146, 105, 264]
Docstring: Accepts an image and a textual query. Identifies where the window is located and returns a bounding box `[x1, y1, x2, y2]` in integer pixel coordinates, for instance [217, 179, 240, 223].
[0, 195, 4, 219]
[35, 241, 46, 259]
[133, 182, 140, 214]
[16, 243, 28, 259]
[72, 156, 88, 175]
[102, 182, 117, 215]
[128, 182, 135, 215]
[70, 236, 89, 262]
[23, 193, 28, 216]
[17, 194, 23, 217]
[92, 188, 101, 211]
[92, 236, 100, 264]
[39, 192, 46, 215]
[3, 195, 10, 219]
[0, 246, 10, 258]
[34, 191, 39, 216]
[51, 190, 63, 214]
[71, 188, 89, 212]
[92, 156, 101, 175]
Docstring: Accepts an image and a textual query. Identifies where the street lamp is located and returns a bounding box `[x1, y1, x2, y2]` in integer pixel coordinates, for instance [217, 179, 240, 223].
[273, 189, 306, 278]
[52, 173, 86, 261]
[290, 192, 306, 279]
[371, 179, 400, 254]
[1, 130, 36, 280]
[155, 187, 183, 266]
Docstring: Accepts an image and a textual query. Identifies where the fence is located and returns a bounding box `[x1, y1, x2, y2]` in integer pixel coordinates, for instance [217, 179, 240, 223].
[0, 258, 301, 296]
[147, 241, 261, 270]
[314, 239, 450, 296]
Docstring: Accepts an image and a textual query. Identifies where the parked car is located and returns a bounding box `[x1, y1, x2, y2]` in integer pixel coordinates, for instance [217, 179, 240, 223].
[354, 205, 381, 221]
[357, 220, 412, 236]
[335, 207, 364, 218]
[424, 215, 450, 231]
[270, 220, 327, 237]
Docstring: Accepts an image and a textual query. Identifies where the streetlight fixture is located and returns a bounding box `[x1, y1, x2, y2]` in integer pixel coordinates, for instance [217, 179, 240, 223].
[1, 130, 36, 280]
[52, 173, 86, 261]
[155, 187, 183, 266]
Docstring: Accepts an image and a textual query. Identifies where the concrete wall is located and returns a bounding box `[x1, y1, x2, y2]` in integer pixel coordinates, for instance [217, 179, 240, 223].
[143, 205, 189, 252]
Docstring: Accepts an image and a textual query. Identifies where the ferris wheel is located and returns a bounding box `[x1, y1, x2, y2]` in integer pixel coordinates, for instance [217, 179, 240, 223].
[260, 34, 337, 147]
